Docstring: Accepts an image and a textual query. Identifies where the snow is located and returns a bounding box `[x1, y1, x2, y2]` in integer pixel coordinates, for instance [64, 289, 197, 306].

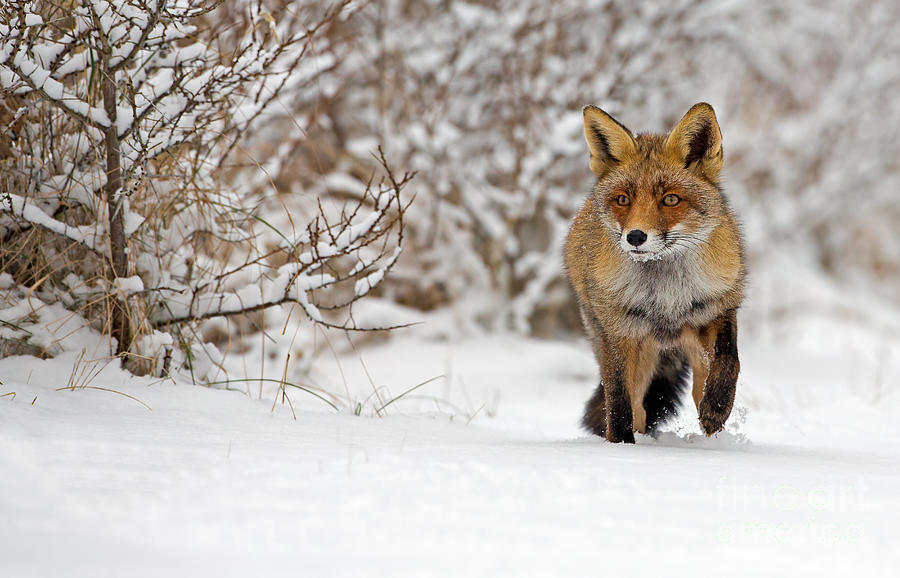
[113, 275, 145, 295]
[354, 248, 402, 297]
[123, 208, 145, 235]
[40, 170, 106, 210]
[53, 50, 90, 77]
[4, 51, 111, 127]
[151, 264, 334, 324]
[324, 172, 370, 196]
[354, 267, 385, 297]
[23, 14, 44, 27]
[2, 326, 899, 577]
[0, 294, 109, 358]
[2, 191, 101, 251]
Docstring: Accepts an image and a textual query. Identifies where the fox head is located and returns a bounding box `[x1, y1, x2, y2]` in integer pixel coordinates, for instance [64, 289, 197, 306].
[583, 103, 726, 262]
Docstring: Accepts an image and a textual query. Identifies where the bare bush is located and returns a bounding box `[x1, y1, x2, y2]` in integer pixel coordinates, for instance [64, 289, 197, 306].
[1, 0, 410, 375]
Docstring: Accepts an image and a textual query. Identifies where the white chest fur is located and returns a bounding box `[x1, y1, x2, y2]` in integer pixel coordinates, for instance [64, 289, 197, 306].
[611, 251, 730, 334]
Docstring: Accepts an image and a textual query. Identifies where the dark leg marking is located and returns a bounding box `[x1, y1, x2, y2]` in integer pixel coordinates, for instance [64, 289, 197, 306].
[699, 309, 740, 435]
[603, 363, 635, 444]
[644, 349, 689, 433]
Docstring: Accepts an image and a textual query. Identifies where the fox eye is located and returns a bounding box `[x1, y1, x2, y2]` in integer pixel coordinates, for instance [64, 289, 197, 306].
[662, 193, 681, 207]
[615, 195, 630, 206]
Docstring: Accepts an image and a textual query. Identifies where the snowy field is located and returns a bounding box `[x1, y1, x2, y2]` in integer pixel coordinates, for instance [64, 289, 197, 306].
[2, 314, 900, 577]
[3, 1, 900, 576]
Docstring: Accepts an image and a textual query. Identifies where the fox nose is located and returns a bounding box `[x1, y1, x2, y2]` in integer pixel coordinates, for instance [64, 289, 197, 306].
[626, 229, 647, 247]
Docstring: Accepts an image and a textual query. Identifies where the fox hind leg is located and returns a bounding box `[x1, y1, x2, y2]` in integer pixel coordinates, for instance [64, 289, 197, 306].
[582, 381, 607, 438]
[643, 349, 690, 433]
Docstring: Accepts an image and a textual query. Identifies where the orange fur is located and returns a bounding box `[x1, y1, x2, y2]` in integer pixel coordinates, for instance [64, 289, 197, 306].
[566, 103, 745, 442]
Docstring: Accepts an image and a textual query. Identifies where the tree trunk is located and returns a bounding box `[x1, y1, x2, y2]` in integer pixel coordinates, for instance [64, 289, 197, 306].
[100, 55, 131, 359]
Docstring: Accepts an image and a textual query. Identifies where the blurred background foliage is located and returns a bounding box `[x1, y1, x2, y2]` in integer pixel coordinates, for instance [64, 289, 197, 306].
[245, 0, 900, 337]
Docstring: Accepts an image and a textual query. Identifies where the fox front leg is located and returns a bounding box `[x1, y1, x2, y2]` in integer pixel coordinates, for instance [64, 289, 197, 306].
[600, 333, 636, 443]
[698, 309, 740, 435]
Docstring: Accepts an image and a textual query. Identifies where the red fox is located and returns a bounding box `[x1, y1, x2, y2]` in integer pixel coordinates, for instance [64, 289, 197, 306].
[564, 103, 745, 443]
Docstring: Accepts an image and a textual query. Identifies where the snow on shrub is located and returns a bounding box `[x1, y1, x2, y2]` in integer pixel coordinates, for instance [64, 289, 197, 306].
[0, 0, 411, 377]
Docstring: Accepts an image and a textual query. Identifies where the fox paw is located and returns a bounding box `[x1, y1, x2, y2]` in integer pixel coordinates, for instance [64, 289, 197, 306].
[698, 399, 729, 436]
[605, 423, 636, 444]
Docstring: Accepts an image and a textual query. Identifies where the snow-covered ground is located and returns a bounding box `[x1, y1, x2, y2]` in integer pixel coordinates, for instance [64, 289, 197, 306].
[2, 320, 899, 577]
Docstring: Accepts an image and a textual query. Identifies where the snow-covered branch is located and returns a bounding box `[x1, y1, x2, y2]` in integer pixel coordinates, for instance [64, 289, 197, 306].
[151, 161, 413, 330]
[1, 190, 104, 256]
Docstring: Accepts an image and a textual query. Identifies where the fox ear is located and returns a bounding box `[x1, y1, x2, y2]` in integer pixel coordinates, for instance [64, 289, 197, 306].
[664, 102, 723, 182]
[583, 105, 637, 178]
